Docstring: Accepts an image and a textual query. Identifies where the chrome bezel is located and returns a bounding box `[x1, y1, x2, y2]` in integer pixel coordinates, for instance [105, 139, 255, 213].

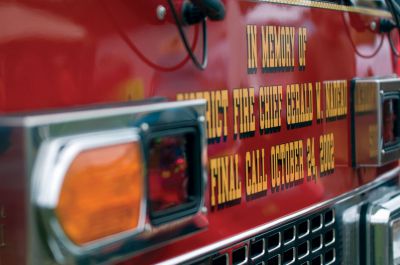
[352, 76, 400, 167]
[390, 217, 400, 265]
[366, 191, 400, 265]
[33, 128, 146, 257]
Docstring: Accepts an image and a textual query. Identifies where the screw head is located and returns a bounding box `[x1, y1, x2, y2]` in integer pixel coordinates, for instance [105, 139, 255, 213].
[156, 5, 167, 21]
[144, 223, 152, 232]
[370, 21, 377, 31]
[141, 123, 149, 132]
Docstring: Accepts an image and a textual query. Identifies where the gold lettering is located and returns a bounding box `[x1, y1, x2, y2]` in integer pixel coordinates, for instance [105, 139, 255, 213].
[259, 85, 282, 132]
[261, 26, 295, 71]
[271, 140, 304, 191]
[246, 149, 268, 196]
[299, 27, 307, 68]
[210, 155, 242, 207]
[247, 25, 258, 72]
[177, 90, 229, 141]
[286, 83, 313, 126]
[233, 88, 256, 136]
[320, 133, 335, 175]
[324, 80, 347, 120]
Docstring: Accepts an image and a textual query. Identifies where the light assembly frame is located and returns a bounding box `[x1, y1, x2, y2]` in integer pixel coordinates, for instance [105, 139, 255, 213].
[352, 76, 400, 167]
[0, 99, 208, 265]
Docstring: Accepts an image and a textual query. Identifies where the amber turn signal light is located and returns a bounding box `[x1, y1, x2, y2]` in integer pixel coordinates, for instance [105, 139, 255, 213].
[56, 142, 143, 245]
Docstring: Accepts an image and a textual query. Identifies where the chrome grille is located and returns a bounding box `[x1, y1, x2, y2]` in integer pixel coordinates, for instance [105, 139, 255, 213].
[193, 208, 339, 265]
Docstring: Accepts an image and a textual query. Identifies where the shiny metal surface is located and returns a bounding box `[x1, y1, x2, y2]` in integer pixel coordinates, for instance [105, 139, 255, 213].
[0, 99, 207, 265]
[353, 77, 400, 167]
[158, 167, 400, 265]
[366, 191, 400, 265]
[342, 205, 361, 265]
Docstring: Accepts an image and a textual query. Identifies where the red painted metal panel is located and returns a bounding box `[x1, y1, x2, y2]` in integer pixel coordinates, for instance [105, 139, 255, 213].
[0, 1, 397, 264]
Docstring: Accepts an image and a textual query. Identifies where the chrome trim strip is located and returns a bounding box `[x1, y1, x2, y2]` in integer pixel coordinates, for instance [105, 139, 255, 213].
[157, 167, 400, 265]
[0, 100, 206, 127]
[245, 0, 392, 17]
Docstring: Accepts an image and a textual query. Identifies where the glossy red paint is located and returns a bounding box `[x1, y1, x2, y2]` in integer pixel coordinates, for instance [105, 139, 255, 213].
[0, 1, 397, 264]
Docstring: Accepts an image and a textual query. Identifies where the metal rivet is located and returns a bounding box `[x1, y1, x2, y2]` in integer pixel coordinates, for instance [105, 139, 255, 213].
[201, 207, 208, 214]
[156, 5, 167, 21]
[198, 116, 205, 122]
[38, 126, 50, 140]
[144, 223, 152, 232]
[141, 123, 149, 132]
[370, 21, 377, 31]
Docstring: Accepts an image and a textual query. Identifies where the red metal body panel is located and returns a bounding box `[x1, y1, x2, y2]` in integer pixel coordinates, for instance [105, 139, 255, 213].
[0, 1, 397, 264]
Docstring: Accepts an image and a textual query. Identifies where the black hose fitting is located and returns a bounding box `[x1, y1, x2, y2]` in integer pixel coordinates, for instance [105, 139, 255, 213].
[380, 18, 396, 32]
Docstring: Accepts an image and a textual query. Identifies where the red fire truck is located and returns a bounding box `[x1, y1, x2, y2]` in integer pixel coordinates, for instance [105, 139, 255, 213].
[1, 0, 400, 264]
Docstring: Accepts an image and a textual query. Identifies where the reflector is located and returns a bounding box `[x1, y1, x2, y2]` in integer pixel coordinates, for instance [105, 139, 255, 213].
[148, 135, 190, 212]
[147, 128, 202, 225]
[56, 143, 143, 245]
[383, 98, 399, 146]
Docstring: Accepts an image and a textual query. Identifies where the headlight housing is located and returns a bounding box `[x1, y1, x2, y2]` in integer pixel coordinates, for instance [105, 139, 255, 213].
[366, 191, 400, 265]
